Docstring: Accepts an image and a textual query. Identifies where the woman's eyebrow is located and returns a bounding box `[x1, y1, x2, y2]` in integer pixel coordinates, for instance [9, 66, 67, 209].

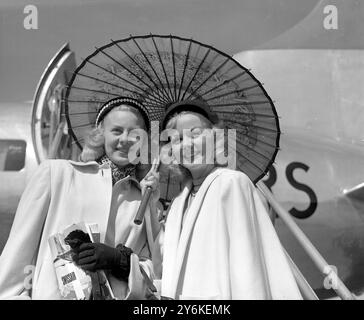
[110, 125, 124, 130]
[190, 126, 204, 131]
[182, 126, 196, 131]
[111, 124, 143, 129]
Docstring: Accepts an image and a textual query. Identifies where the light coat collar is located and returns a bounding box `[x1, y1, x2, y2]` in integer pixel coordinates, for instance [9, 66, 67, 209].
[68, 160, 141, 188]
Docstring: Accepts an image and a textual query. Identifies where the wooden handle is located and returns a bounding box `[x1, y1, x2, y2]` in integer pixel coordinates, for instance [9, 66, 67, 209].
[134, 186, 153, 225]
[134, 157, 160, 225]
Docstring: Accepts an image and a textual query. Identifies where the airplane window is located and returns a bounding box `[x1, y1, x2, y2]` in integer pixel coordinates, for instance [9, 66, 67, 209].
[0, 140, 26, 171]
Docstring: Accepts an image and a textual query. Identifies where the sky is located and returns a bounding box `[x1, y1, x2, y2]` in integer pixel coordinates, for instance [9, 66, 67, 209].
[1, 0, 363, 103]
[0, 0, 320, 102]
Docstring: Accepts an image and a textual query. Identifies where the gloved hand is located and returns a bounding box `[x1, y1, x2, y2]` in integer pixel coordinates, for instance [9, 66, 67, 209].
[74, 243, 131, 273]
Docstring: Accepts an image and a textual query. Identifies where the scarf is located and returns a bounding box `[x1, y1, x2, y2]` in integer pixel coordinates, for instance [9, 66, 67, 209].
[97, 155, 137, 185]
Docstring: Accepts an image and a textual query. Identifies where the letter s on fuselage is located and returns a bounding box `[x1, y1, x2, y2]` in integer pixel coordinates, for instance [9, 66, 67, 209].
[262, 161, 318, 219]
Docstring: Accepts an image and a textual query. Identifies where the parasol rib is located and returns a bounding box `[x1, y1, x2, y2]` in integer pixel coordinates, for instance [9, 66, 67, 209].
[225, 125, 279, 149]
[184, 57, 230, 101]
[131, 37, 172, 101]
[180, 48, 212, 101]
[83, 59, 167, 104]
[62, 111, 98, 116]
[225, 118, 279, 134]
[214, 109, 277, 119]
[170, 36, 178, 100]
[235, 140, 275, 162]
[198, 71, 248, 98]
[97, 48, 170, 104]
[70, 86, 120, 97]
[150, 35, 174, 101]
[176, 39, 193, 101]
[74, 72, 164, 107]
[205, 84, 261, 102]
[235, 148, 267, 173]
[111, 39, 171, 102]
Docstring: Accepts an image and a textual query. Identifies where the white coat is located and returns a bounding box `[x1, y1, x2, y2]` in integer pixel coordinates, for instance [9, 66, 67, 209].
[0, 159, 160, 300]
[159, 167, 302, 300]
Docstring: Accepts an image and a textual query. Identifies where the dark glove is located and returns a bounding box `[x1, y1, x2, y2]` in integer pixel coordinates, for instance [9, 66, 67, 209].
[74, 243, 130, 272]
[65, 230, 92, 250]
[111, 244, 133, 281]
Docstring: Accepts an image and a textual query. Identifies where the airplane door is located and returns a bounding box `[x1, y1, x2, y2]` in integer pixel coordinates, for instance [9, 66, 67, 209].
[1, 44, 78, 253]
[31, 43, 78, 164]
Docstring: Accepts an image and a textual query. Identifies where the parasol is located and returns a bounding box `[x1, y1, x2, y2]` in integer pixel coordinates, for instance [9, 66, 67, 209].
[65, 34, 280, 202]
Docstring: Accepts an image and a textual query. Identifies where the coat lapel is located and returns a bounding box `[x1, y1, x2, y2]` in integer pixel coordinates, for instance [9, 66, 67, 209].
[92, 165, 112, 244]
[161, 181, 191, 298]
[69, 161, 113, 243]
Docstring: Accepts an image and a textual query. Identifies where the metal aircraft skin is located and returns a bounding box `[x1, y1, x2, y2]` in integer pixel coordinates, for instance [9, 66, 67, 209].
[1, 0, 363, 298]
[234, 0, 364, 298]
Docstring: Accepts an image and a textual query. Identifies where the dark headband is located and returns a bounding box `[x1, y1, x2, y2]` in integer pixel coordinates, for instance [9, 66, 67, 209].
[96, 97, 150, 130]
[162, 99, 218, 129]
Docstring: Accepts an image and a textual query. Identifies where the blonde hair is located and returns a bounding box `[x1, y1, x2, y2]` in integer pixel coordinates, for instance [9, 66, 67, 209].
[80, 125, 105, 162]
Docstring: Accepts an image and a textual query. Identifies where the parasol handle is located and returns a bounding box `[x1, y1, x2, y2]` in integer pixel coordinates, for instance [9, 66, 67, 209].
[134, 157, 160, 225]
[134, 187, 153, 225]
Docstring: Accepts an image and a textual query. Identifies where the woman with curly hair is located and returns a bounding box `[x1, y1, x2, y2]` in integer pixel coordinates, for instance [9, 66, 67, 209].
[0, 97, 161, 300]
[154, 101, 302, 300]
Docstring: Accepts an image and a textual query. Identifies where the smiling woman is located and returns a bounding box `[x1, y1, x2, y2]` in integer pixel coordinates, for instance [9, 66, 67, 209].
[0, 96, 162, 300]
[154, 102, 302, 300]
[81, 104, 149, 167]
